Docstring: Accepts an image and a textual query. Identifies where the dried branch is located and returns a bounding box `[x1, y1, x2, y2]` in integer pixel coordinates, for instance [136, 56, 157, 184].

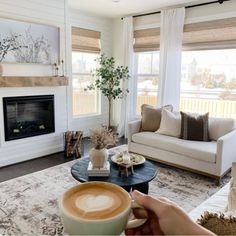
[12, 26, 51, 64]
[90, 126, 117, 150]
[0, 34, 27, 62]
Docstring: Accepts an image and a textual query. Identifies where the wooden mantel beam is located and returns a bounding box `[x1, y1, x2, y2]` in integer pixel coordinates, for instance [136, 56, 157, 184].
[0, 76, 68, 87]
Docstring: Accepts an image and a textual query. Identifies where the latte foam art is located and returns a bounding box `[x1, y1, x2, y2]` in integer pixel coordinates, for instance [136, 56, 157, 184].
[63, 184, 130, 220]
[75, 194, 114, 213]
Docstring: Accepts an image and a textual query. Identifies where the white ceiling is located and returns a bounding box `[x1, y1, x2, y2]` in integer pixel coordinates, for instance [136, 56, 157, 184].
[68, 0, 202, 18]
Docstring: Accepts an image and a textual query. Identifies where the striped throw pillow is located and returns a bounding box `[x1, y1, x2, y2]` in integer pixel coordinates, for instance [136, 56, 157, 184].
[180, 112, 209, 141]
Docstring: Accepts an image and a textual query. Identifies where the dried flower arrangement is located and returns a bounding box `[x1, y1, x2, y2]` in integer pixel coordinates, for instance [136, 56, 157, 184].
[90, 126, 117, 150]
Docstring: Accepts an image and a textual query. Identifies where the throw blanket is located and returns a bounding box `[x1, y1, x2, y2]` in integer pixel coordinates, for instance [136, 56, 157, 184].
[227, 162, 236, 211]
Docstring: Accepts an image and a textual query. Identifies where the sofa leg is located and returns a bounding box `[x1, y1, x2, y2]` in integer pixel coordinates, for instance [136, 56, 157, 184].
[215, 177, 221, 186]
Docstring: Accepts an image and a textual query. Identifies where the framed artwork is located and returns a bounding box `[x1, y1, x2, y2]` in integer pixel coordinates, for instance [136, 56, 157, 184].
[0, 17, 60, 64]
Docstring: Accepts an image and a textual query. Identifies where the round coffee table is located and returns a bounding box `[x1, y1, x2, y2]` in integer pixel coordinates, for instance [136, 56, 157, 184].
[71, 156, 157, 194]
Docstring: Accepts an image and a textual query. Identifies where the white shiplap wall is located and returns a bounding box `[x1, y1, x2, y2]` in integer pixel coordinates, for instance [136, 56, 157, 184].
[0, 0, 113, 167]
[0, 0, 68, 167]
[68, 9, 113, 136]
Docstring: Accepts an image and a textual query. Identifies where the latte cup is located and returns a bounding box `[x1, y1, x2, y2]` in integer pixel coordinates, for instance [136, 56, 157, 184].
[59, 182, 146, 235]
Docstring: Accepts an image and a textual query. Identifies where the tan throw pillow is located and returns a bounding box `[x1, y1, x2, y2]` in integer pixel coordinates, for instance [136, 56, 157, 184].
[140, 104, 173, 132]
[180, 112, 209, 141]
[156, 110, 181, 137]
[198, 211, 236, 235]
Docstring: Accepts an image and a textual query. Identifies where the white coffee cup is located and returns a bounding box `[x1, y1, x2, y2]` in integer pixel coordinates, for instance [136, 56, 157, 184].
[59, 181, 146, 235]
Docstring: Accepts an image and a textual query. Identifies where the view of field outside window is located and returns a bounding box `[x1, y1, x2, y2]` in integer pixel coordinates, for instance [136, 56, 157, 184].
[72, 52, 99, 116]
[136, 52, 159, 114]
[180, 49, 236, 119]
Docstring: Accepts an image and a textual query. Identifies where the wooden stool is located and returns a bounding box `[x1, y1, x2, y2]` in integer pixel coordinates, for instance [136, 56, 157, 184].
[64, 131, 83, 158]
[118, 163, 134, 177]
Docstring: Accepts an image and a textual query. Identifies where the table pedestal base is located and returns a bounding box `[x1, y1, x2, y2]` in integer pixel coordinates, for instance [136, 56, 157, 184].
[122, 183, 149, 194]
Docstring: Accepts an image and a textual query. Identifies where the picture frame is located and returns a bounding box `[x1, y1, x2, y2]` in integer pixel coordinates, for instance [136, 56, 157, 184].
[0, 17, 60, 65]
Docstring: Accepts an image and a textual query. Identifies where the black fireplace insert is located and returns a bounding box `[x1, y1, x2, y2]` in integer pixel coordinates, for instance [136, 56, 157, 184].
[3, 95, 55, 141]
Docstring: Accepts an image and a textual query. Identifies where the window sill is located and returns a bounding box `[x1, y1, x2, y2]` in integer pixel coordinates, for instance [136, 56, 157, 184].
[72, 113, 102, 120]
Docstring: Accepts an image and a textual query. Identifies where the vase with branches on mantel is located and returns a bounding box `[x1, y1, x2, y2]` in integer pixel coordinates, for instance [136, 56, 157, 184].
[85, 54, 130, 130]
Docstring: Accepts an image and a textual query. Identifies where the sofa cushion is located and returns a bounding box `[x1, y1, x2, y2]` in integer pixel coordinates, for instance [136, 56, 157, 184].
[132, 132, 217, 163]
[156, 109, 181, 138]
[209, 117, 235, 141]
[140, 104, 173, 132]
[180, 112, 209, 141]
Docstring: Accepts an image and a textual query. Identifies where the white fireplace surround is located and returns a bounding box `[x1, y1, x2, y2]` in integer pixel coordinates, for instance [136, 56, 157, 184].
[0, 87, 66, 167]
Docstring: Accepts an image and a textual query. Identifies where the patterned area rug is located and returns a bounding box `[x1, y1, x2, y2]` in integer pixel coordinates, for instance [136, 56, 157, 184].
[0, 145, 230, 235]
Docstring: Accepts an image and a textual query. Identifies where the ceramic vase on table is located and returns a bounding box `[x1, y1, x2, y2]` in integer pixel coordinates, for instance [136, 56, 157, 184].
[89, 148, 108, 168]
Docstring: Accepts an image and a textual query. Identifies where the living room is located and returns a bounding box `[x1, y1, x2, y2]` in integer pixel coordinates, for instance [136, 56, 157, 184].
[0, 0, 236, 235]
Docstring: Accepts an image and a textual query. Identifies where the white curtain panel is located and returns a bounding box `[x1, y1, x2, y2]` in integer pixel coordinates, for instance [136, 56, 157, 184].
[118, 16, 137, 138]
[158, 8, 185, 110]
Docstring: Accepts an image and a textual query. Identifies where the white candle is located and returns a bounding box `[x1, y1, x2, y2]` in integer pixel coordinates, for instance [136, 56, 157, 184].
[122, 152, 130, 164]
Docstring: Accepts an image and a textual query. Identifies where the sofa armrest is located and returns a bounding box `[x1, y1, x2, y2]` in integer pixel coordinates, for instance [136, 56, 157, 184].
[216, 129, 236, 176]
[128, 119, 141, 144]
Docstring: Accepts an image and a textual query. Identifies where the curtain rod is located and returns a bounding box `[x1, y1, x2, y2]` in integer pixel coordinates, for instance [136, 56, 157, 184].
[121, 0, 230, 20]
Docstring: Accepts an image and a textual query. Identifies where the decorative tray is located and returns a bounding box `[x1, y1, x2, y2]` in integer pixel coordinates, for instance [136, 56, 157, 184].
[111, 153, 145, 166]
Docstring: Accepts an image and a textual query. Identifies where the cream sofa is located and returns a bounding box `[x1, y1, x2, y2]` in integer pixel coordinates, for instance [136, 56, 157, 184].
[128, 117, 236, 183]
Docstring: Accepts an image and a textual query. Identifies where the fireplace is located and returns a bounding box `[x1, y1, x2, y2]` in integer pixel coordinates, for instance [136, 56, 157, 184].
[3, 95, 55, 141]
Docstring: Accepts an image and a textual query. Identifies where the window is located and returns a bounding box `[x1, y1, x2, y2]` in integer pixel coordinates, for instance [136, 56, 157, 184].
[180, 17, 236, 119]
[133, 27, 160, 115]
[133, 18, 236, 118]
[72, 52, 98, 116]
[180, 49, 236, 119]
[136, 51, 160, 114]
[71, 27, 101, 117]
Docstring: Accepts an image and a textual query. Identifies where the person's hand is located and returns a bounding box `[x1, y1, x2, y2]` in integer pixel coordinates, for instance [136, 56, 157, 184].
[125, 190, 215, 235]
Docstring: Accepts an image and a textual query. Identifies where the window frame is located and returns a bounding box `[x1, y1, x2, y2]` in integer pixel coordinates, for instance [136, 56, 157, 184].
[71, 51, 101, 118]
[135, 51, 160, 116]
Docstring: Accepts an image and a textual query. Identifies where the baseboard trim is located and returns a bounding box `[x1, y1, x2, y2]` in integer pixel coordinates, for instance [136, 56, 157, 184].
[0, 145, 64, 167]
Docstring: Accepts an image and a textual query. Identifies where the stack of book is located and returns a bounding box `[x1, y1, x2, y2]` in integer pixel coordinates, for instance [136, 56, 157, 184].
[87, 161, 110, 177]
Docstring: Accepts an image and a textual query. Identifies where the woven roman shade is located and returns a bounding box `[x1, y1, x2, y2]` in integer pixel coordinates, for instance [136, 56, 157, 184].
[133, 28, 160, 52]
[72, 27, 101, 53]
[183, 17, 236, 50]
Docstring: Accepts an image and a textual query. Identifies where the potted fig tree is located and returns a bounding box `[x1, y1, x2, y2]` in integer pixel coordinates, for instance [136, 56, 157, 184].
[85, 54, 129, 129]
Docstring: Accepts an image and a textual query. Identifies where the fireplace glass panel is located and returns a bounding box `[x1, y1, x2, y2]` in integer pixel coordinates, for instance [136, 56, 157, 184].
[3, 95, 55, 141]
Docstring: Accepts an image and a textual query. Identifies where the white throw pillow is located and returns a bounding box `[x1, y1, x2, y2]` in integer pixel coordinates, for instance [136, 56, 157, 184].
[156, 109, 181, 137]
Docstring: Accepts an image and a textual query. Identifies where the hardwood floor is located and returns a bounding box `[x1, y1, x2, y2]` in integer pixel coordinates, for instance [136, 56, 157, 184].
[0, 138, 127, 183]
